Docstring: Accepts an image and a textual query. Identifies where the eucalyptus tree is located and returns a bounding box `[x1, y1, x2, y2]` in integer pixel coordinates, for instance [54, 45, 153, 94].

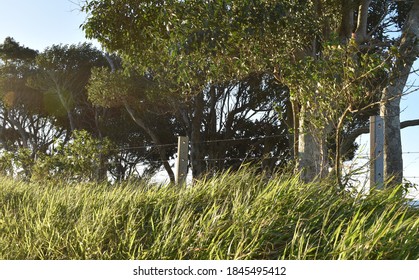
[0, 37, 41, 150]
[0, 38, 70, 178]
[88, 64, 290, 180]
[82, 0, 419, 185]
[176, 72, 290, 177]
[82, 0, 316, 179]
[88, 67, 179, 182]
[381, 0, 419, 185]
[29, 43, 109, 134]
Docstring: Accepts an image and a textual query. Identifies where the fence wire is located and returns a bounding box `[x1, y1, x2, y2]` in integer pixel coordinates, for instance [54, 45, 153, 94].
[107, 133, 419, 183]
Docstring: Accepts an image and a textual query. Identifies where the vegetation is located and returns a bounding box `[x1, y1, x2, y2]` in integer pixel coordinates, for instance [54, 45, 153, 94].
[0, 38, 293, 183]
[0, 167, 418, 260]
[1, 1, 419, 262]
[82, 0, 419, 185]
[2, 1, 419, 185]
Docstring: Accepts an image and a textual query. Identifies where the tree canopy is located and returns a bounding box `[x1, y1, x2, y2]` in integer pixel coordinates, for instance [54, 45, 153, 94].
[82, 0, 419, 185]
[0, 0, 418, 185]
[82, 0, 323, 89]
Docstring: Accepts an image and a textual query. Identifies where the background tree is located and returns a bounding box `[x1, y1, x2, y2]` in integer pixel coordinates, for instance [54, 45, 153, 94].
[88, 61, 292, 181]
[31, 130, 114, 183]
[28, 43, 109, 134]
[88, 67, 180, 182]
[176, 73, 290, 177]
[0, 38, 68, 179]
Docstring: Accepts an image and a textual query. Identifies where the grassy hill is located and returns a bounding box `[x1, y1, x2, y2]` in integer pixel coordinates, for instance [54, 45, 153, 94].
[0, 167, 418, 259]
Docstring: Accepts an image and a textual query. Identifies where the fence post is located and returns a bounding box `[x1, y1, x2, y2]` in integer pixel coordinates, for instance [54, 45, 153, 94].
[370, 116, 384, 189]
[175, 136, 189, 185]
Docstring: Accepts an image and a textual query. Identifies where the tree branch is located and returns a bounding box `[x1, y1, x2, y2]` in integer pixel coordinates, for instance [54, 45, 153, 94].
[354, 0, 372, 44]
[342, 119, 419, 154]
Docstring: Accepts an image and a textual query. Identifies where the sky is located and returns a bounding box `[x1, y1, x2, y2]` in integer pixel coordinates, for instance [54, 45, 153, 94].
[0, 0, 99, 51]
[0, 0, 418, 195]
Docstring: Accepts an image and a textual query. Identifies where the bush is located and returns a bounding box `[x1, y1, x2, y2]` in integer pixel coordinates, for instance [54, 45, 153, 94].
[31, 130, 114, 183]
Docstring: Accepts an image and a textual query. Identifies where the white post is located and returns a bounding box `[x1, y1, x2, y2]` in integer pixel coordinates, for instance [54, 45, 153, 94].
[370, 116, 384, 189]
[175, 136, 189, 185]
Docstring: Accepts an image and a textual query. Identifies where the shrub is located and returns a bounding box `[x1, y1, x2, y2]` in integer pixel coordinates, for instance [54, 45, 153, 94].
[31, 130, 114, 183]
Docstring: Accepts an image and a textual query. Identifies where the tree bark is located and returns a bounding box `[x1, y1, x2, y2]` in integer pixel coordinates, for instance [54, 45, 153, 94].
[381, 0, 419, 186]
[297, 105, 329, 182]
[339, 0, 354, 42]
[353, 0, 372, 44]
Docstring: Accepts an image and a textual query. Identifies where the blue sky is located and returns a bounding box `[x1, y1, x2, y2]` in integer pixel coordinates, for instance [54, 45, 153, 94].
[0, 0, 98, 51]
[0, 0, 418, 190]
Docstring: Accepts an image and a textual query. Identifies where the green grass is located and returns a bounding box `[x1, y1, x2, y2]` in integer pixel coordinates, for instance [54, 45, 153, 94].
[0, 167, 418, 259]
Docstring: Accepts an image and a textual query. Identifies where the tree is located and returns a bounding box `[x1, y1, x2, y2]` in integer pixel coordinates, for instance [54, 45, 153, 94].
[0, 38, 68, 179]
[82, 0, 320, 179]
[1, 40, 130, 181]
[32, 130, 114, 183]
[176, 73, 290, 177]
[82, 0, 419, 185]
[88, 67, 180, 182]
[29, 43, 108, 133]
[380, 0, 419, 185]
[88, 62, 291, 181]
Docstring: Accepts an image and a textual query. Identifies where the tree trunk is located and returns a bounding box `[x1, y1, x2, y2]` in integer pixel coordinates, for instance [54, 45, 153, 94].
[206, 86, 218, 173]
[190, 92, 206, 179]
[381, 0, 419, 186]
[353, 0, 372, 44]
[123, 101, 176, 183]
[297, 105, 329, 182]
[339, 0, 354, 42]
[49, 72, 76, 132]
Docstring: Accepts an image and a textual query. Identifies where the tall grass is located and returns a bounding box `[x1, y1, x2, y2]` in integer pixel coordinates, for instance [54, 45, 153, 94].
[0, 167, 418, 259]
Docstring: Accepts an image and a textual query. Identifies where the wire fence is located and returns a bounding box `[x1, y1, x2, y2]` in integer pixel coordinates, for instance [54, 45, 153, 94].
[109, 131, 419, 185]
[355, 131, 419, 185]
[112, 134, 287, 165]
[113, 134, 419, 161]
[113, 134, 286, 152]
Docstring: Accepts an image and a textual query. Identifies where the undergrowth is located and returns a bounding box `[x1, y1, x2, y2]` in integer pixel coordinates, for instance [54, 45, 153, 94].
[0, 167, 418, 259]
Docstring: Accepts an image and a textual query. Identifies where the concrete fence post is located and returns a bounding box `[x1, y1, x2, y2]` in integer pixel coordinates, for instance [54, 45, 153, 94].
[370, 116, 384, 189]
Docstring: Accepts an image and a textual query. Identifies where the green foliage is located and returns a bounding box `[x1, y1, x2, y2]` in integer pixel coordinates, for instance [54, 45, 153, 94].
[80, 0, 396, 182]
[87, 67, 148, 108]
[0, 151, 14, 177]
[0, 37, 38, 61]
[0, 38, 43, 113]
[82, 0, 322, 89]
[0, 148, 35, 180]
[283, 42, 387, 131]
[87, 68, 128, 108]
[27, 43, 108, 130]
[32, 130, 114, 183]
[0, 167, 417, 260]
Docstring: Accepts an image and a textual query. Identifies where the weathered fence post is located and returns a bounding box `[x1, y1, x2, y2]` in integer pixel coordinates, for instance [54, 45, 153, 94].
[370, 116, 384, 189]
[175, 136, 189, 185]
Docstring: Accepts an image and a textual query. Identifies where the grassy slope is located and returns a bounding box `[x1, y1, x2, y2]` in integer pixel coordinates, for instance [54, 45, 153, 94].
[0, 167, 418, 260]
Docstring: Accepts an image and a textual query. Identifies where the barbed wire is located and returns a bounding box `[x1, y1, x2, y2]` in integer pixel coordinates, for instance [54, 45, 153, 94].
[110, 135, 419, 154]
[105, 134, 419, 180]
[195, 134, 284, 145]
[113, 143, 178, 152]
[112, 134, 285, 152]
